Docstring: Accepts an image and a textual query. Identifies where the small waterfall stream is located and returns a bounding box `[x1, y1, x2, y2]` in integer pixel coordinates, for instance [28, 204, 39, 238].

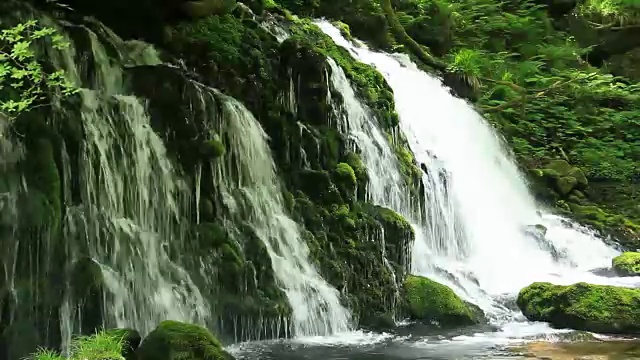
[189, 82, 352, 337]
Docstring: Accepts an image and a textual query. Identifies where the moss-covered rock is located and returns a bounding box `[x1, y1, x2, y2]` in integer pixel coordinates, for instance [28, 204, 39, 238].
[612, 252, 640, 276]
[517, 282, 640, 334]
[296, 170, 343, 205]
[332, 162, 357, 201]
[568, 203, 640, 249]
[137, 321, 234, 360]
[402, 275, 484, 327]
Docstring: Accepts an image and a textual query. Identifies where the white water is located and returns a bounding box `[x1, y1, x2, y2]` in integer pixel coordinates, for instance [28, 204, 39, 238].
[317, 20, 640, 331]
[191, 83, 352, 337]
[50, 23, 210, 339]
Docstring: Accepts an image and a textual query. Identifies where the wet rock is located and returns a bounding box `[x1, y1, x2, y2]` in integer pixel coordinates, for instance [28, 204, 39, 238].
[588, 267, 618, 277]
[612, 252, 640, 276]
[70, 256, 105, 335]
[517, 282, 640, 334]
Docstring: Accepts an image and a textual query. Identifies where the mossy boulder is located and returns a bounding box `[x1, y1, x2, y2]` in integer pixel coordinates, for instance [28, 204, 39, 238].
[534, 160, 590, 197]
[402, 275, 484, 327]
[612, 252, 640, 276]
[137, 321, 234, 360]
[517, 282, 640, 334]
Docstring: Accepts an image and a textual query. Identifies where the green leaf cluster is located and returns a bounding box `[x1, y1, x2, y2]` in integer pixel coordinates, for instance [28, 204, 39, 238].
[0, 19, 77, 121]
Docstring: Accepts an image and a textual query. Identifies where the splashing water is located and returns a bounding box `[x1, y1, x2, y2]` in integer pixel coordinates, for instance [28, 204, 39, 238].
[316, 20, 640, 330]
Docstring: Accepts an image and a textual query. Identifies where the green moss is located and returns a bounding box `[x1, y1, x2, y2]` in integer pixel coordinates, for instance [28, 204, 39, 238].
[612, 252, 640, 276]
[199, 135, 226, 159]
[517, 282, 640, 334]
[334, 162, 357, 186]
[287, 19, 398, 130]
[557, 176, 578, 195]
[568, 203, 639, 248]
[568, 166, 588, 186]
[137, 321, 233, 360]
[547, 159, 573, 176]
[345, 151, 368, 185]
[403, 275, 484, 326]
[332, 162, 357, 201]
[395, 144, 421, 189]
[278, 0, 392, 49]
[296, 170, 343, 205]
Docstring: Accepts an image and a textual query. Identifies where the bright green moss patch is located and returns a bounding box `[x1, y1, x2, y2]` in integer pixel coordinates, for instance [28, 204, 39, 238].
[199, 135, 226, 159]
[333, 162, 357, 201]
[137, 321, 233, 360]
[612, 252, 640, 276]
[517, 282, 640, 334]
[403, 275, 484, 326]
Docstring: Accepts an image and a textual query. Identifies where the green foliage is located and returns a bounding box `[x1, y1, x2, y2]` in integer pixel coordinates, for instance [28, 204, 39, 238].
[0, 20, 76, 120]
[517, 282, 640, 334]
[579, 0, 640, 25]
[28, 331, 125, 360]
[411, 0, 640, 183]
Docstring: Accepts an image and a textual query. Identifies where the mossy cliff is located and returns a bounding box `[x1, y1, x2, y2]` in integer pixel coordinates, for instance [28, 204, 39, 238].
[0, 0, 425, 356]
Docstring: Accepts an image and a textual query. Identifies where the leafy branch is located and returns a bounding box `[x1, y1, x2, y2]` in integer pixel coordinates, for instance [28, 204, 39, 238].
[0, 19, 78, 122]
[480, 74, 597, 112]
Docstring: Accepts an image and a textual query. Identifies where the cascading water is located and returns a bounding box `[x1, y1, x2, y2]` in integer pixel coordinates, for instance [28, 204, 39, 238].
[189, 81, 352, 338]
[50, 21, 210, 338]
[317, 21, 639, 328]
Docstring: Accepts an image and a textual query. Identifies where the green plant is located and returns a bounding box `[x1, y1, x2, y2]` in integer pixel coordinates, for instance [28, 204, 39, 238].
[27, 331, 125, 360]
[0, 19, 76, 121]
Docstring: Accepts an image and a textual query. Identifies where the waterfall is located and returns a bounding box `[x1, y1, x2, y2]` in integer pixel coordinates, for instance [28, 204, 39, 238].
[50, 22, 210, 338]
[189, 82, 352, 338]
[317, 20, 637, 324]
[325, 57, 410, 315]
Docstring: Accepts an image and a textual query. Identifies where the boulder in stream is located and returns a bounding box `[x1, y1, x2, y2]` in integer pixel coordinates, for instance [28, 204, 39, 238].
[517, 282, 640, 334]
[612, 252, 640, 276]
[137, 320, 234, 360]
[402, 275, 485, 327]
